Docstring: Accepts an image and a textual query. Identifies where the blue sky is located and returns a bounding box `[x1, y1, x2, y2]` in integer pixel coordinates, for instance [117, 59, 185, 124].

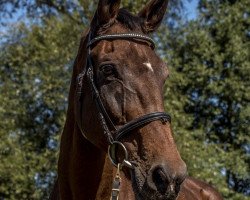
[0, 0, 199, 43]
[184, 0, 199, 20]
[1, 0, 199, 24]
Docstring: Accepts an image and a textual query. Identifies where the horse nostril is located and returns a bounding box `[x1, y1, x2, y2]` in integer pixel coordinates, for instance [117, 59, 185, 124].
[149, 163, 187, 195]
[152, 167, 169, 194]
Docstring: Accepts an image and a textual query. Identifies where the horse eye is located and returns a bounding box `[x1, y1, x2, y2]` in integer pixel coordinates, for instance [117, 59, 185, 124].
[100, 64, 115, 75]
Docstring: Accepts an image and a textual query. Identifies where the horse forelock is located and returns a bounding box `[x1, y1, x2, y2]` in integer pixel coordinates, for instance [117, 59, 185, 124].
[116, 8, 144, 31]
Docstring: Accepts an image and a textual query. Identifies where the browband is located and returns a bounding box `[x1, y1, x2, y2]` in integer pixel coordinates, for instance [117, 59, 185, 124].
[87, 33, 155, 49]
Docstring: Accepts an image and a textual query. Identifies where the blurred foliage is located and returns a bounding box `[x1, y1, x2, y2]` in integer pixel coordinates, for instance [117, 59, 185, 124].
[162, 0, 250, 199]
[0, 15, 82, 199]
[0, 0, 249, 199]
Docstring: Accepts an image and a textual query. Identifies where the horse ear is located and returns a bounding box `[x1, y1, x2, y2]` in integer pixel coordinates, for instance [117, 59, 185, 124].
[96, 0, 121, 26]
[138, 0, 168, 33]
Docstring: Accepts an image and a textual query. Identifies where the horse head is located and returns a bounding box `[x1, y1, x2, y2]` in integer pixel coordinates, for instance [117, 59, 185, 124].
[73, 1, 187, 199]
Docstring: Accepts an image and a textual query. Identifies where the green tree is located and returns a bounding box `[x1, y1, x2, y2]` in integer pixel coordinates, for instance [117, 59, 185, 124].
[162, 0, 250, 199]
[0, 17, 82, 199]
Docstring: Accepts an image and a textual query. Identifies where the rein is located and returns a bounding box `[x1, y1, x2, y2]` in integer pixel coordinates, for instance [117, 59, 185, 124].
[76, 32, 171, 200]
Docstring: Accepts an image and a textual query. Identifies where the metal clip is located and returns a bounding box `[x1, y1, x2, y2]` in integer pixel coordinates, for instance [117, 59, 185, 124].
[110, 163, 122, 200]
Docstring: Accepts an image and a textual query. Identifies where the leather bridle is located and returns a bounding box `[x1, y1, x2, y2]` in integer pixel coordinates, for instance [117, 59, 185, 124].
[76, 32, 171, 169]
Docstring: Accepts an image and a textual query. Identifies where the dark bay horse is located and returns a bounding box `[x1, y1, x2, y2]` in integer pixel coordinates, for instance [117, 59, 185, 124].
[50, 0, 223, 199]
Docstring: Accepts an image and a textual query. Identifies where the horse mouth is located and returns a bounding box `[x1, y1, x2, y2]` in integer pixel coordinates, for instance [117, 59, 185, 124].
[131, 167, 178, 200]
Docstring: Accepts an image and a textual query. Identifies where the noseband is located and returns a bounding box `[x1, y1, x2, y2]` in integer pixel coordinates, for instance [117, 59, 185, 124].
[76, 32, 171, 169]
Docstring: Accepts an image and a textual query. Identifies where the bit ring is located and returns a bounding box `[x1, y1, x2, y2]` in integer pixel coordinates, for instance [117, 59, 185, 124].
[108, 141, 133, 169]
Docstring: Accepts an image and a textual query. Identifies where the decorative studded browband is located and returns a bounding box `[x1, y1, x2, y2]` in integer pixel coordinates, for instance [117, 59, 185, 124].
[87, 33, 155, 49]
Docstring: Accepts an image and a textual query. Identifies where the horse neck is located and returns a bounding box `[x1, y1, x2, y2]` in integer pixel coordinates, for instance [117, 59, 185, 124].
[59, 80, 134, 199]
[58, 32, 106, 200]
